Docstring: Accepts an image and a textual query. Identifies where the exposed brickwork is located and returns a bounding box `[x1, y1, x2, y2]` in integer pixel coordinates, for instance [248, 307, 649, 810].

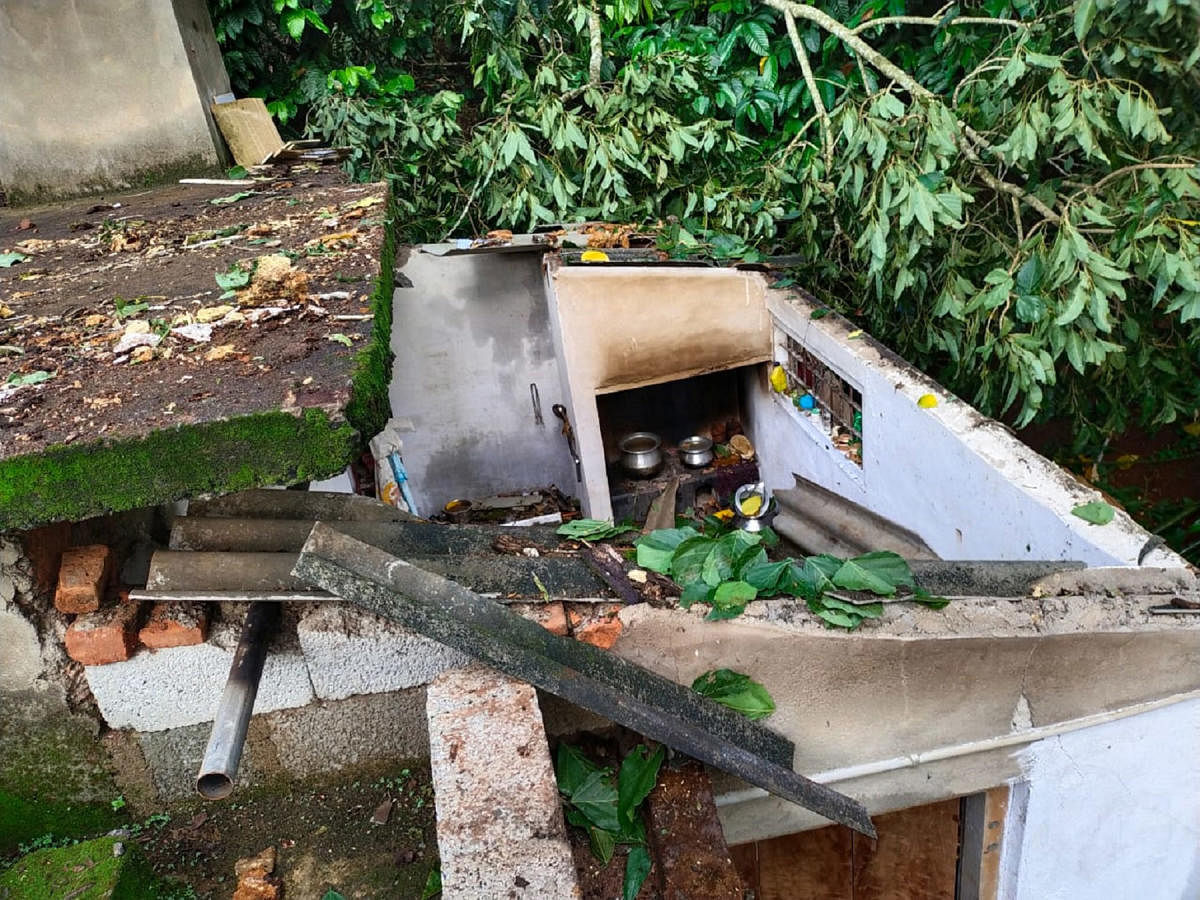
[567, 602, 624, 649]
[20, 521, 71, 596]
[511, 600, 569, 636]
[54, 544, 113, 614]
[139, 602, 208, 649]
[64, 593, 141, 665]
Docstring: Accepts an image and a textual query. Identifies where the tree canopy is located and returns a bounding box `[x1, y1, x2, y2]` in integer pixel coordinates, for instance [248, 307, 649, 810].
[210, 0, 1200, 446]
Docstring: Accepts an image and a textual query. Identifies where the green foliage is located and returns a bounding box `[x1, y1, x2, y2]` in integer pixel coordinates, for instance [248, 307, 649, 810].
[1072, 499, 1116, 525]
[555, 742, 663, 898]
[210, 0, 1200, 446]
[557, 518, 637, 540]
[637, 526, 945, 629]
[692, 668, 776, 719]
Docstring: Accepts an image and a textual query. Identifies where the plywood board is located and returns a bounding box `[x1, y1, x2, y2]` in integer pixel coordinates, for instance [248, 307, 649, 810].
[211, 98, 283, 166]
[852, 799, 961, 900]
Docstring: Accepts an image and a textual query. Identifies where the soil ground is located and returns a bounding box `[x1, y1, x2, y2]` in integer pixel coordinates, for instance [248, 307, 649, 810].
[2, 761, 439, 900]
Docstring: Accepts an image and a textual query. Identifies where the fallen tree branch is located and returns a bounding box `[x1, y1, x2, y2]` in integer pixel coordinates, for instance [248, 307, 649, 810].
[762, 0, 1062, 224]
[852, 14, 1024, 35]
[782, 9, 833, 169]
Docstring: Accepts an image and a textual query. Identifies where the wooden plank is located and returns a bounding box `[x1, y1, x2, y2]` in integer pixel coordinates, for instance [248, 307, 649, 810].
[757, 827, 853, 900]
[727, 842, 759, 898]
[852, 798, 961, 899]
[978, 787, 1010, 900]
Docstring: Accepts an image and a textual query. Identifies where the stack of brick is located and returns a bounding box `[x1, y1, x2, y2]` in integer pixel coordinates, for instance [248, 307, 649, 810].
[56, 544, 208, 666]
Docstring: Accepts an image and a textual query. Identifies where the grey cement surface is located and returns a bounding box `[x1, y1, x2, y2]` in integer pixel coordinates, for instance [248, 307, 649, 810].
[297, 605, 469, 701]
[265, 688, 429, 778]
[389, 250, 576, 514]
[0, 0, 223, 202]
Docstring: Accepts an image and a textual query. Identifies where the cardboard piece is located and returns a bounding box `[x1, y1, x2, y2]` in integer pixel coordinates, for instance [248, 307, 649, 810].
[210, 98, 285, 167]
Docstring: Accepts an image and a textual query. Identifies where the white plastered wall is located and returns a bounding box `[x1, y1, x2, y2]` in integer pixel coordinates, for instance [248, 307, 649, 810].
[998, 697, 1200, 900]
[748, 286, 1184, 566]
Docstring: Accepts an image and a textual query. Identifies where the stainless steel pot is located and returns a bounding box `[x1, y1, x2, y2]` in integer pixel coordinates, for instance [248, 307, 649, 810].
[619, 432, 663, 478]
[678, 435, 714, 468]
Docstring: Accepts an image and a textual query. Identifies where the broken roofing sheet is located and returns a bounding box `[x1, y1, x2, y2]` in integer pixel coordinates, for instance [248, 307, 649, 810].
[0, 170, 391, 531]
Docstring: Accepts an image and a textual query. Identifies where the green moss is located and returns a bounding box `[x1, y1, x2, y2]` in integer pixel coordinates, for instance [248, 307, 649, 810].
[343, 186, 397, 441]
[0, 408, 355, 532]
[0, 793, 120, 858]
[0, 836, 162, 899]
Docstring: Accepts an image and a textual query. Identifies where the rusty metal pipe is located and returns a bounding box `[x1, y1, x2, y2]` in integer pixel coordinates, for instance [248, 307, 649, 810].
[195, 602, 280, 800]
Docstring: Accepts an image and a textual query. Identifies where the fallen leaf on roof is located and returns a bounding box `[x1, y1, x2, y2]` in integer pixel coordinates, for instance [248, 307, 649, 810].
[0, 252, 28, 267]
[195, 305, 234, 324]
[210, 191, 254, 205]
[15, 239, 54, 255]
[171, 323, 213, 343]
[206, 344, 238, 362]
[580, 250, 609, 262]
[1072, 500, 1114, 526]
[130, 346, 155, 364]
[343, 196, 383, 210]
[5, 370, 54, 387]
[0, 345, 24, 356]
[83, 314, 109, 328]
[304, 230, 358, 251]
[327, 333, 353, 347]
[0, 304, 13, 318]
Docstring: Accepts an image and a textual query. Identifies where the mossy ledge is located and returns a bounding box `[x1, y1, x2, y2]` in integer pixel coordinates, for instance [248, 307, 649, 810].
[344, 186, 398, 441]
[0, 189, 396, 533]
[0, 408, 355, 532]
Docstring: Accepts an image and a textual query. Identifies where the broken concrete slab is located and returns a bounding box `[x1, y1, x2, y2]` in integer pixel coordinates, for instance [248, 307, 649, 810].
[0, 176, 393, 532]
[426, 665, 580, 899]
[187, 490, 414, 523]
[294, 523, 877, 836]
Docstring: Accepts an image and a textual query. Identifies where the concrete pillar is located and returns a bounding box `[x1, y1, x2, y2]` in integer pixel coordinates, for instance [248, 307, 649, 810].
[0, 0, 231, 204]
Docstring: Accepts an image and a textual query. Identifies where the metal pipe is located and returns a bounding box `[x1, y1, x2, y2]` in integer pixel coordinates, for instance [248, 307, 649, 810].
[195, 602, 280, 800]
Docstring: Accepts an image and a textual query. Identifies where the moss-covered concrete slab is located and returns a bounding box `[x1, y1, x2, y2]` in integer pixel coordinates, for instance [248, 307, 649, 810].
[0, 835, 157, 899]
[0, 170, 395, 531]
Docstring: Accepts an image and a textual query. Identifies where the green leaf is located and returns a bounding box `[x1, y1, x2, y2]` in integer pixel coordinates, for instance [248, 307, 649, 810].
[1015, 294, 1046, 323]
[571, 770, 620, 833]
[815, 607, 862, 629]
[1072, 500, 1114, 525]
[214, 266, 251, 291]
[226, 165, 248, 179]
[701, 541, 735, 587]
[741, 559, 789, 594]
[322, 892, 346, 900]
[328, 333, 353, 347]
[557, 518, 635, 540]
[421, 867, 441, 900]
[678, 580, 713, 610]
[1074, 0, 1097, 42]
[912, 587, 950, 610]
[557, 743, 602, 796]
[209, 191, 253, 205]
[0, 252, 28, 267]
[617, 745, 664, 834]
[831, 551, 913, 595]
[623, 845, 652, 900]
[4, 370, 53, 387]
[635, 528, 700, 574]
[691, 668, 776, 720]
[590, 826, 618, 864]
[709, 580, 756, 617]
[669, 535, 716, 585]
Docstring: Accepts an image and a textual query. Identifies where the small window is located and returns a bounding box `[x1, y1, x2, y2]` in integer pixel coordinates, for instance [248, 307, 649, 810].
[782, 336, 863, 466]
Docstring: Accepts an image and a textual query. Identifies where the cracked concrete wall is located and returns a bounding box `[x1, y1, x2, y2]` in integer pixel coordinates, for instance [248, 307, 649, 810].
[0, 0, 229, 204]
[1000, 697, 1200, 900]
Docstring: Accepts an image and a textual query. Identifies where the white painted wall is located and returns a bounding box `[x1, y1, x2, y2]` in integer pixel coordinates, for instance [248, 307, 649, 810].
[751, 288, 1184, 566]
[1000, 697, 1200, 900]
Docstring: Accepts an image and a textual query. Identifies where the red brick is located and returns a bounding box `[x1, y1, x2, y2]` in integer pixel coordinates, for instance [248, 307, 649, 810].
[54, 544, 113, 614]
[139, 602, 209, 649]
[64, 597, 142, 665]
[511, 601, 569, 636]
[20, 522, 71, 596]
[575, 618, 623, 650]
